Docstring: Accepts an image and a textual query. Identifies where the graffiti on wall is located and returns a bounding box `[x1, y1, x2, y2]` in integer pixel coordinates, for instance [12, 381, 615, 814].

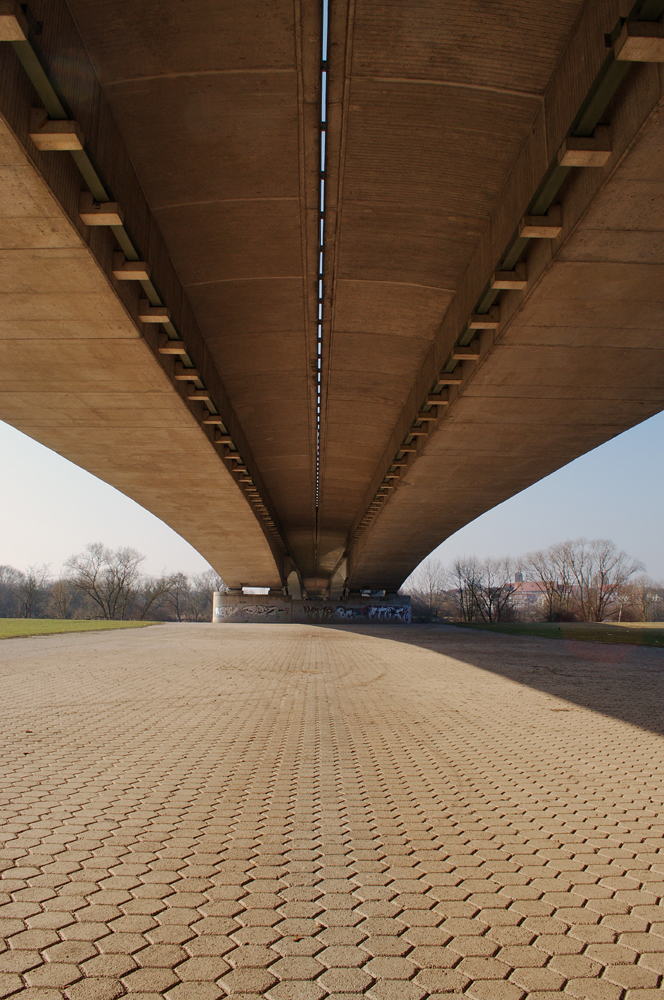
[214, 604, 290, 621]
[300, 604, 411, 623]
[213, 601, 412, 624]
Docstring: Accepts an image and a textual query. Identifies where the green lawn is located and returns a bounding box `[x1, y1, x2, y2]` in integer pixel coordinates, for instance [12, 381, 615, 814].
[452, 621, 664, 647]
[0, 619, 163, 640]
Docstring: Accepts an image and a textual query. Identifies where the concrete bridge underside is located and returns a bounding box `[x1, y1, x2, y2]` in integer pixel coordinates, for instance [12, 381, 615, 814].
[0, 0, 664, 592]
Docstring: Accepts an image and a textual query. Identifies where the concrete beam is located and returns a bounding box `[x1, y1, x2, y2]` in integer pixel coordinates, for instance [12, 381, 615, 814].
[0, 112, 282, 589]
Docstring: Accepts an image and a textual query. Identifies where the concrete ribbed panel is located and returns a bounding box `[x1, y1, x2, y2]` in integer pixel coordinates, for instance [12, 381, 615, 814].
[347, 100, 664, 591]
[0, 116, 282, 589]
[64, 0, 319, 562]
[317, 0, 587, 565]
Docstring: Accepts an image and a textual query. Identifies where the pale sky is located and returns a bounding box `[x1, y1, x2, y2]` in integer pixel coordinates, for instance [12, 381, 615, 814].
[1, 411, 663, 581]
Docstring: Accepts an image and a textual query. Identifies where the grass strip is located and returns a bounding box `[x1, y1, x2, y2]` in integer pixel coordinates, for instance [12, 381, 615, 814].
[0, 619, 163, 640]
[451, 621, 664, 647]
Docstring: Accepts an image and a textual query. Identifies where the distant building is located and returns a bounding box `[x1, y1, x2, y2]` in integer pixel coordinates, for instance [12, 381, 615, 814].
[509, 577, 548, 610]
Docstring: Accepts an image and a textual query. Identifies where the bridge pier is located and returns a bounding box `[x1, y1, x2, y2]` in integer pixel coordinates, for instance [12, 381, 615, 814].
[212, 591, 411, 623]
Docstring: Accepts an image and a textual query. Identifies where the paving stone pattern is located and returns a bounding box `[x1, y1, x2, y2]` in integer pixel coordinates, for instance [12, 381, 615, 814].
[1, 622, 664, 1000]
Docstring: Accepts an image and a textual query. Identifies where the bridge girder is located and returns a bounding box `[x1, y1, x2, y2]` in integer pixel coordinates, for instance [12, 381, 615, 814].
[0, 0, 663, 591]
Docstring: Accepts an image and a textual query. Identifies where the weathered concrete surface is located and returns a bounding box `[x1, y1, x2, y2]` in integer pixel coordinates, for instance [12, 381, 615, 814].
[0, 112, 282, 590]
[2, 624, 664, 999]
[211, 593, 411, 623]
[1, 0, 664, 590]
[348, 85, 664, 590]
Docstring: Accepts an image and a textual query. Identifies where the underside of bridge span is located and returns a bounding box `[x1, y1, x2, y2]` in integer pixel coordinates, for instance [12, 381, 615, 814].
[1, 0, 664, 594]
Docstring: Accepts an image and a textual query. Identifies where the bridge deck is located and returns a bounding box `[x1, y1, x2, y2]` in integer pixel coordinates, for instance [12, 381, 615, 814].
[3, 1, 664, 592]
[1, 625, 664, 998]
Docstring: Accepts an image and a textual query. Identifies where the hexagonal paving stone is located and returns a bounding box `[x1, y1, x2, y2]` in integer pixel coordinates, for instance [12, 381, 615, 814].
[464, 981, 526, 1000]
[366, 982, 426, 1000]
[166, 984, 222, 1000]
[317, 967, 373, 993]
[408, 946, 459, 969]
[415, 967, 470, 993]
[272, 937, 322, 957]
[317, 928, 366, 947]
[266, 983, 326, 1000]
[225, 945, 278, 968]
[11, 601, 664, 1000]
[509, 966, 567, 991]
[218, 966, 277, 994]
[24, 963, 82, 989]
[603, 964, 660, 989]
[360, 936, 410, 957]
[0, 973, 23, 998]
[81, 955, 138, 979]
[318, 946, 367, 967]
[457, 957, 511, 980]
[564, 979, 623, 1000]
[269, 956, 324, 980]
[135, 944, 187, 968]
[0, 951, 43, 974]
[176, 957, 231, 980]
[64, 978, 125, 1000]
[121, 968, 180, 993]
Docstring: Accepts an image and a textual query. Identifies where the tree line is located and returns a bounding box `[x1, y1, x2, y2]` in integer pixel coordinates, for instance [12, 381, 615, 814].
[403, 538, 662, 623]
[0, 543, 224, 621]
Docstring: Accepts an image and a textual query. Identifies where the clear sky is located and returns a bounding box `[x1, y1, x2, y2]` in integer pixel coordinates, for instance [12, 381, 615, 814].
[0, 411, 663, 581]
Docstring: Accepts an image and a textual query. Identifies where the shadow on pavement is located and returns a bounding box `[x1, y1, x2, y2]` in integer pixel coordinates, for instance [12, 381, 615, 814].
[313, 620, 664, 736]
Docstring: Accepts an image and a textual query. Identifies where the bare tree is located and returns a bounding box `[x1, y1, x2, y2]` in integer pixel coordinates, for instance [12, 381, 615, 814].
[0, 565, 23, 617]
[565, 538, 644, 622]
[403, 559, 448, 620]
[66, 543, 144, 620]
[186, 570, 224, 621]
[135, 574, 178, 620]
[166, 572, 190, 622]
[18, 564, 50, 618]
[451, 558, 484, 622]
[525, 543, 576, 621]
[473, 558, 517, 623]
[615, 575, 662, 622]
[198, 568, 225, 594]
[47, 578, 74, 619]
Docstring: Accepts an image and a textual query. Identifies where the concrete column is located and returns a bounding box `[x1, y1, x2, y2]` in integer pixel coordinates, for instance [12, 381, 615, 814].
[212, 592, 292, 622]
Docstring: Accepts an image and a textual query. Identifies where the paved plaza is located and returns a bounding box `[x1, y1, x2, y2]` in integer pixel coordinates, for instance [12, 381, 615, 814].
[1, 623, 664, 1000]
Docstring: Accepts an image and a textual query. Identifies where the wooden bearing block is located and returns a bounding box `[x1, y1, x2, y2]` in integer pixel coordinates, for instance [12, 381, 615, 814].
[158, 339, 187, 355]
[452, 341, 481, 361]
[174, 363, 199, 381]
[519, 205, 562, 238]
[79, 192, 124, 226]
[558, 126, 611, 167]
[29, 111, 84, 151]
[491, 263, 527, 290]
[139, 300, 170, 323]
[438, 371, 463, 385]
[113, 253, 150, 281]
[615, 20, 664, 61]
[468, 307, 499, 329]
[427, 392, 449, 406]
[0, 1, 27, 40]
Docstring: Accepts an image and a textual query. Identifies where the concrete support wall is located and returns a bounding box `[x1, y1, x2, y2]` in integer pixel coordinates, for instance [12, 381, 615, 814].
[212, 593, 411, 624]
